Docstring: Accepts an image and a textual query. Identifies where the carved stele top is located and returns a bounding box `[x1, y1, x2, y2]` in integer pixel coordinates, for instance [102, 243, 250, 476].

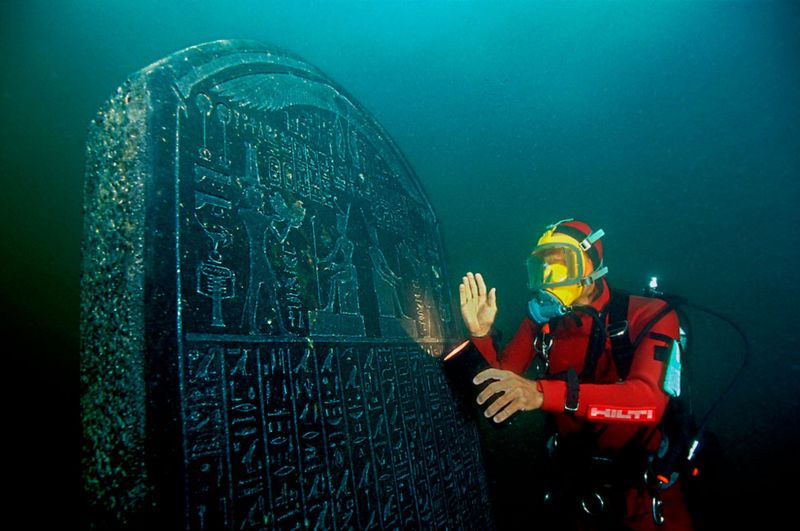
[81, 41, 491, 529]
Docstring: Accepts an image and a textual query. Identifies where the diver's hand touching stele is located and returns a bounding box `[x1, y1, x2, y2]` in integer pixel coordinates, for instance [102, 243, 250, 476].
[474, 368, 544, 423]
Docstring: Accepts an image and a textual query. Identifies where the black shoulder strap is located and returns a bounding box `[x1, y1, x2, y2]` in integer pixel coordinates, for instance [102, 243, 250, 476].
[629, 302, 676, 359]
[573, 287, 623, 381]
[577, 305, 607, 380]
[607, 289, 635, 380]
[608, 289, 677, 380]
[547, 289, 670, 383]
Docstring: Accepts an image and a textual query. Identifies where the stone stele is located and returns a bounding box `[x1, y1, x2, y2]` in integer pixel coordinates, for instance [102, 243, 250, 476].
[81, 40, 493, 530]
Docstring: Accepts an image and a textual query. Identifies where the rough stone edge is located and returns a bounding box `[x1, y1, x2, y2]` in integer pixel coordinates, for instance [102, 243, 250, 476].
[80, 76, 150, 526]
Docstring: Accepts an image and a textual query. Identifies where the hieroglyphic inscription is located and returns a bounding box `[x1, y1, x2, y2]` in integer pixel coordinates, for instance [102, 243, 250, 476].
[181, 343, 492, 530]
[82, 41, 490, 529]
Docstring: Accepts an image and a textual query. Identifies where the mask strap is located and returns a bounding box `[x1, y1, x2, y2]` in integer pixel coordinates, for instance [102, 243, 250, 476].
[584, 266, 609, 284]
[579, 229, 605, 251]
[550, 224, 604, 270]
[546, 218, 575, 230]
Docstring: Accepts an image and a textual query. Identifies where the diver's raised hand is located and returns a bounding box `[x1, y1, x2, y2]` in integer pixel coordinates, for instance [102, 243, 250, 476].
[459, 272, 497, 337]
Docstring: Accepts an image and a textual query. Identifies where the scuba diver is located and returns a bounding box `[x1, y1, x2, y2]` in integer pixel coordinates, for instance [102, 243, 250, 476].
[459, 219, 696, 530]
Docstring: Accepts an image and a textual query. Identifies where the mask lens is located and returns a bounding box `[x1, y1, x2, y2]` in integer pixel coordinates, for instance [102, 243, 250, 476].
[526, 254, 547, 290]
[564, 247, 580, 279]
[528, 244, 584, 289]
[544, 263, 570, 285]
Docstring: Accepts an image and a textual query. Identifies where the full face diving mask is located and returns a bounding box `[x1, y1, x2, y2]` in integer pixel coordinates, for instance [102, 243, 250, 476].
[525, 222, 608, 324]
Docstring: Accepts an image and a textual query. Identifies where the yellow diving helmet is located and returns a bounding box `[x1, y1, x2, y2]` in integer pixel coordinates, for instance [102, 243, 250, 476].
[525, 219, 608, 313]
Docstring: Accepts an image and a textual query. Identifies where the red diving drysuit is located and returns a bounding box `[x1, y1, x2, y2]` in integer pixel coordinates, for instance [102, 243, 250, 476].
[471, 280, 693, 530]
